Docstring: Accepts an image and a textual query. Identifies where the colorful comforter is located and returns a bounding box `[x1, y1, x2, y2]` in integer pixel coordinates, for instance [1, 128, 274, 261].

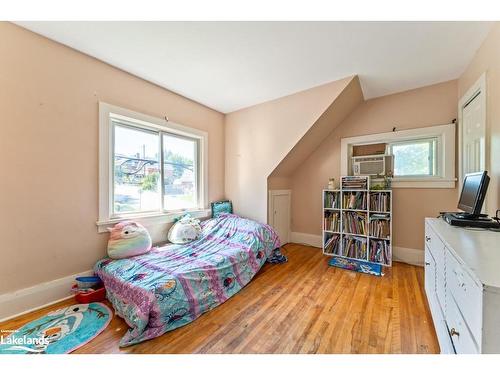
[94, 214, 280, 346]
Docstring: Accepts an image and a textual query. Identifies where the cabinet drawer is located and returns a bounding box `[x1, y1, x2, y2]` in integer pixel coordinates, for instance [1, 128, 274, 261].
[426, 224, 446, 312]
[424, 247, 436, 299]
[425, 223, 443, 259]
[446, 251, 482, 345]
[446, 292, 478, 354]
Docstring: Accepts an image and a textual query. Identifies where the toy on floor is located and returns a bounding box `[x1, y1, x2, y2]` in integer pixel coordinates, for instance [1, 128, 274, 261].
[72, 275, 106, 303]
[107, 221, 152, 259]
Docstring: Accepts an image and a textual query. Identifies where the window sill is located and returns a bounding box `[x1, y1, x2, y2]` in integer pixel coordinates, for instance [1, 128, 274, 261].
[391, 178, 456, 189]
[96, 208, 211, 233]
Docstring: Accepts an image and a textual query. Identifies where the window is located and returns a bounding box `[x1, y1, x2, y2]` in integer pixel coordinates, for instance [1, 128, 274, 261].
[340, 124, 456, 188]
[162, 133, 198, 210]
[113, 124, 161, 214]
[98, 103, 208, 232]
[389, 138, 438, 177]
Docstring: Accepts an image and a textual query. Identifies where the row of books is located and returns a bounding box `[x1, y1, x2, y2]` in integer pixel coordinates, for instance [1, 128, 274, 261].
[324, 233, 341, 254]
[369, 239, 391, 265]
[342, 235, 367, 259]
[324, 211, 340, 232]
[370, 192, 390, 212]
[324, 191, 340, 209]
[369, 218, 390, 239]
[342, 211, 367, 235]
[341, 176, 368, 190]
[343, 191, 367, 210]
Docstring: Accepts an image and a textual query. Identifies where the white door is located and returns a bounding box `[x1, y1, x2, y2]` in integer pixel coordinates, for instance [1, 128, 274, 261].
[269, 190, 291, 245]
[462, 92, 486, 175]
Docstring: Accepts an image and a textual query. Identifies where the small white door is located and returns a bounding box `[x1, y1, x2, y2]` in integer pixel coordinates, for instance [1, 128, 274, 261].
[269, 190, 291, 245]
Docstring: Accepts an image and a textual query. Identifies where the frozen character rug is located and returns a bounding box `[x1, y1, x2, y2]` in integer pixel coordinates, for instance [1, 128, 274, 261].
[0, 303, 112, 354]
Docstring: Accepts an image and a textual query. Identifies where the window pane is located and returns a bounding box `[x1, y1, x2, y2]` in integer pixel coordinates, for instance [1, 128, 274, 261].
[113, 124, 160, 214]
[163, 134, 197, 210]
[392, 139, 436, 177]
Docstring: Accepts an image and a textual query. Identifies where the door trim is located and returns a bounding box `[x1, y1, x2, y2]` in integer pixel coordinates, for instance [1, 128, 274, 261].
[458, 73, 487, 196]
[268, 189, 291, 245]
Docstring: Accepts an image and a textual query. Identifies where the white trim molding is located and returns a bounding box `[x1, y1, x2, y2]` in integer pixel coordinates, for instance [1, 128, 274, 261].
[98, 102, 209, 231]
[340, 124, 456, 188]
[0, 270, 93, 322]
[290, 232, 322, 248]
[393, 246, 424, 267]
[96, 208, 211, 234]
[457, 72, 488, 201]
[289, 232, 423, 267]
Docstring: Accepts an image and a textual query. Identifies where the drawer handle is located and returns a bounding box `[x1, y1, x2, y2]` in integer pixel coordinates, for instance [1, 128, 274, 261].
[425, 262, 430, 266]
[450, 328, 460, 337]
[425, 236, 431, 242]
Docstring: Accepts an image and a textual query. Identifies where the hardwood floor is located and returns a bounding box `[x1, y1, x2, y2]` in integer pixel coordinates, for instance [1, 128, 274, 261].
[0, 244, 439, 354]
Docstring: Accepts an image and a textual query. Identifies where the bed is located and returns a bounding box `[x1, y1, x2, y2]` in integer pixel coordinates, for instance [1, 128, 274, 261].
[94, 213, 280, 346]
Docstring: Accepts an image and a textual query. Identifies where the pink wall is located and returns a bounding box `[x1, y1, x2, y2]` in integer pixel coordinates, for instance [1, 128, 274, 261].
[458, 22, 500, 217]
[290, 80, 459, 252]
[0, 23, 225, 294]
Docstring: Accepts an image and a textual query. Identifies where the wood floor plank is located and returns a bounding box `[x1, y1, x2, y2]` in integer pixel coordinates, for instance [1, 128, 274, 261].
[0, 244, 439, 354]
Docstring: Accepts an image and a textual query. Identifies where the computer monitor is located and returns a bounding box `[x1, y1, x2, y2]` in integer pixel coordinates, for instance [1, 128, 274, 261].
[457, 171, 490, 216]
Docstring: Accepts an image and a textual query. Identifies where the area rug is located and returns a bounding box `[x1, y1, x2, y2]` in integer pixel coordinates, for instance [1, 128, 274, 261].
[0, 302, 112, 354]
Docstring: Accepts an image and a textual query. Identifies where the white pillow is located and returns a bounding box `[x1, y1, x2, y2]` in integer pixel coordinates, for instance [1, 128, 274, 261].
[167, 215, 202, 244]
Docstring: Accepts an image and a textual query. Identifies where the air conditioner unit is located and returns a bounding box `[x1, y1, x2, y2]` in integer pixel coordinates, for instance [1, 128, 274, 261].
[352, 154, 393, 176]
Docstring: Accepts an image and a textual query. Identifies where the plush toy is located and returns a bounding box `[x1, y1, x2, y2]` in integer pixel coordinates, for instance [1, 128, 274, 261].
[107, 221, 152, 259]
[167, 215, 202, 244]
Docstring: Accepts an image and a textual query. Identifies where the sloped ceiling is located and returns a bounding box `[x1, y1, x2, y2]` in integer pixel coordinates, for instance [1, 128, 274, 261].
[15, 21, 493, 113]
[225, 76, 358, 223]
[269, 76, 364, 178]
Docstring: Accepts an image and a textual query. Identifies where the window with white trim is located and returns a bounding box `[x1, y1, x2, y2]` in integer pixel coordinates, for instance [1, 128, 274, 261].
[389, 137, 439, 178]
[98, 103, 208, 231]
[340, 124, 456, 188]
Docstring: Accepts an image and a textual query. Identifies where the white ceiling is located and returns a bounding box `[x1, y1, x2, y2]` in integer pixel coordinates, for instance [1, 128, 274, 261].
[17, 21, 492, 113]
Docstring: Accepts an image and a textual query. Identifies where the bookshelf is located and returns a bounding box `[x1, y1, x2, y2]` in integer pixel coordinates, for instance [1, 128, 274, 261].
[322, 176, 392, 267]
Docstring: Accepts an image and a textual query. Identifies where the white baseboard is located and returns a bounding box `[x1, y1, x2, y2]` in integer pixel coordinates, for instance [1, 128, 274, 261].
[0, 270, 93, 322]
[290, 232, 423, 267]
[393, 246, 424, 267]
[290, 232, 322, 248]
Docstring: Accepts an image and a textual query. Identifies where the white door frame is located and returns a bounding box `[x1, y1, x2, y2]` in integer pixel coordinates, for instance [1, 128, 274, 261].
[458, 72, 488, 194]
[268, 189, 291, 244]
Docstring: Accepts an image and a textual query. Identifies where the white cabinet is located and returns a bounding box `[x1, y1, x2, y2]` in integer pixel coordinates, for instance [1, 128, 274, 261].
[425, 218, 500, 354]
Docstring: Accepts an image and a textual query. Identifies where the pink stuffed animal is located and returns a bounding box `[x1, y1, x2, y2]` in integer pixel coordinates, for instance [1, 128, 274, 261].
[107, 221, 152, 259]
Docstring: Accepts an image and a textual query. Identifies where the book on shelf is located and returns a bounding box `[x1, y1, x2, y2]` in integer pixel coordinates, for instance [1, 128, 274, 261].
[343, 191, 367, 210]
[324, 191, 340, 209]
[342, 211, 367, 235]
[370, 192, 390, 212]
[369, 239, 391, 265]
[324, 233, 340, 254]
[369, 214, 390, 238]
[341, 176, 368, 190]
[324, 211, 340, 232]
[342, 235, 367, 259]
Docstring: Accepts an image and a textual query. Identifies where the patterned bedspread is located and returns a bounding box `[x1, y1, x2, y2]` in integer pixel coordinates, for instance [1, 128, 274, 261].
[94, 214, 280, 346]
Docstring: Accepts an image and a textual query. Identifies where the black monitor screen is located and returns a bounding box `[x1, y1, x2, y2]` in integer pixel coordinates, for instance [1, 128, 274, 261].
[458, 171, 489, 214]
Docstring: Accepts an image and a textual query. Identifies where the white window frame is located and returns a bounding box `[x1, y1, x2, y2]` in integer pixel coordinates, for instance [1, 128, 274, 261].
[97, 102, 209, 233]
[388, 137, 439, 178]
[340, 124, 456, 188]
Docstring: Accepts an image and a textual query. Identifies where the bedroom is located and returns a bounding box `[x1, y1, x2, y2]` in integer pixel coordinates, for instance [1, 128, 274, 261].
[2, 0, 500, 371]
